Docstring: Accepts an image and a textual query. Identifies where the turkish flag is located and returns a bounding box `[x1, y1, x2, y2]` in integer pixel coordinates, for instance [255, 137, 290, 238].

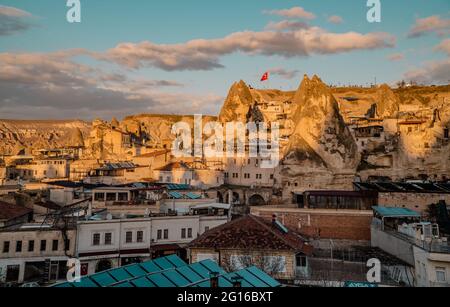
[260, 72, 269, 82]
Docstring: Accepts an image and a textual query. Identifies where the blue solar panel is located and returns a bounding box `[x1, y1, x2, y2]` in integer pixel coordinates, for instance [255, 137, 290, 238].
[147, 273, 176, 287]
[235, 269, 269, 287]
[153, 257, 175, 270]
[140, 261, 162, 274]
[91, 272, 117, 286]
[199, 260, 226, 274]
[125, 264, 148, 277]
[73, 277, 98, 288]
[165, 254, 187, 268]
[113, 282, 134, 288]
[162, 270, 191, 287]
[109, 268, 133, 281]
[189, 262, 212, 278]
[54, 282, 74, 288]
[176, 266, 204, 283]
[246, 266, 281, 287]
[131, 277, 156, 288]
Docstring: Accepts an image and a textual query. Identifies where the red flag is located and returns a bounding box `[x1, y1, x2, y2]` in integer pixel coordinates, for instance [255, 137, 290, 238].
[260, 72, 269, 82]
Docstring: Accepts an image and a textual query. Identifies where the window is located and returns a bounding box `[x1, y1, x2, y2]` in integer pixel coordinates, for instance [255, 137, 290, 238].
[137, 231, 144, 243]
[3, 241, 10, 253]
[188, 228, 193, 238]
[256, 174, 262, 180]
[94, 193, 105, 201]
[105, 233, 112, 245]
[52, 240, 59, 251]
[16, 241, 22, 253]
[296, 255, 308, 268]
[157, 230, 162, 240]
[270, 174, 274, 180]
[126, 231, 133, 243]
[163, 229, 169, 240]
[28, 240, 35, 252]
[93, 233, 101, 246]
[40, 240, 47, 251]
[118, 193, 128, 202]
[106, 193, 116, 201]
[204, 227, 210, 232]
[64, 239, 70, 251]
[181, 228, 186, 239]
[436, 267, 447, 282]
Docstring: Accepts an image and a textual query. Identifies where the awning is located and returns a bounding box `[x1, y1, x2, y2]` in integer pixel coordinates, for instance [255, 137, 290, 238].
[191, 203, 231, 210]
[372, 206, 421, 218]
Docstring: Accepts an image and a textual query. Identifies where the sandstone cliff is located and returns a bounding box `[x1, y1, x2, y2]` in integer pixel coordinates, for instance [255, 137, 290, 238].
[283, 75, 360, 172]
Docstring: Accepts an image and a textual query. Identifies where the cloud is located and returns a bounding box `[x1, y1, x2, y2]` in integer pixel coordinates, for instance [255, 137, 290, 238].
[269, 68, 300, 80]
[328, 15, 344, 24]
[403, 58, 450, 85]
[0, 52, 207, 120]
[99, 27, 395, 71]
[435, 38, 450, 56]
[408, 15, 450, 38]
[387, 53, 405, 61]
[263, 7, 316, 20]
[265, 20, 310, 31]
[0, 5, 33, 36]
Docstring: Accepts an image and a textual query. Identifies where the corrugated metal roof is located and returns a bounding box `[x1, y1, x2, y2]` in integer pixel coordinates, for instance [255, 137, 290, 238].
[372, 206, 421, 218]
[52, 255, 281, 288]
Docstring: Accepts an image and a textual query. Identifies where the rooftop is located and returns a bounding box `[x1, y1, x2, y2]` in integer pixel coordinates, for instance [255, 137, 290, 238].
[189, 215, 312, 254]
[0, 201, 32, 221]
[53, 254, 281, 288]
[354, 182, 450, 194]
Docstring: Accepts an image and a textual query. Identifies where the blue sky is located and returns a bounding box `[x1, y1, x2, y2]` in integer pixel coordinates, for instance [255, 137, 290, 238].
[0, 0, 449, 119]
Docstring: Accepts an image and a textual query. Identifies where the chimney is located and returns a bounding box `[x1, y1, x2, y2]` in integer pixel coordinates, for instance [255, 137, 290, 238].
[210, 272, 219, 288]
[231, 276, 243, 288]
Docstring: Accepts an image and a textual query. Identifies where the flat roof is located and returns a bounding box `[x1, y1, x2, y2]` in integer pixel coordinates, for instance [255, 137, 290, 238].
[372, 206, 421, 218]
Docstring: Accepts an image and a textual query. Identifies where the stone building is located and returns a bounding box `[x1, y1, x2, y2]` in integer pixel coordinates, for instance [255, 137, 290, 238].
[188, 214, 313, 281]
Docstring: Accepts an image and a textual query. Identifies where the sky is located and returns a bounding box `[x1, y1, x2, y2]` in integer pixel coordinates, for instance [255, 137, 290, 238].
[0, 0, 449, 120]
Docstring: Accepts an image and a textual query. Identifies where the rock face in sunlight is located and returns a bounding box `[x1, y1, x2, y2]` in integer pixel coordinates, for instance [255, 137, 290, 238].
[284, 75, 360, 171]
[373, 84, 400, 118]
[0, 120, 91, 155]
[219, 80, 255, 123]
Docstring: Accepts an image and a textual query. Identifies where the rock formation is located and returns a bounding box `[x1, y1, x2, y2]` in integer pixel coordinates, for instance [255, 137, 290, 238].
[284, 75, 360, 172]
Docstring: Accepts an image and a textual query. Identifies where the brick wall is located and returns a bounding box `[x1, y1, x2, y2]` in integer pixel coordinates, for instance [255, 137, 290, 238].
[378, 192, 450, 214]
[251, 207, 373, 241]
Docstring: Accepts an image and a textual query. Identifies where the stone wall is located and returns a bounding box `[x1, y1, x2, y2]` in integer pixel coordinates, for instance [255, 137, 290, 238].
[251, 207, 373, 241]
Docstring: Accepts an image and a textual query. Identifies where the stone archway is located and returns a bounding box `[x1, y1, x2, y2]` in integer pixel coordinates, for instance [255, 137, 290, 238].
[248, 194, 266, 206]
[96, 259, 112, 273]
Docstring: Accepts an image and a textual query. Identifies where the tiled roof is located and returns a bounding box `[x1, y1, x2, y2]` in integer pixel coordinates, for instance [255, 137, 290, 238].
[156, 162, 192, 172]
[189, 215, 312, 254]
[0, 201, 32, 221]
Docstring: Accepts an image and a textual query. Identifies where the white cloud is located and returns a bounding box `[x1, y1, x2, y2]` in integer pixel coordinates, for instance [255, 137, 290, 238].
[0, 5, 33, 36]
[435, 38, 450, 56]
[403, 58, 450, 85]
[99, 27, 395, 71]
[265, 20, 310, 31]
[269, 68, 300, 80]
[408, 15, 450, 38]
[263, 7, 316, 20]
